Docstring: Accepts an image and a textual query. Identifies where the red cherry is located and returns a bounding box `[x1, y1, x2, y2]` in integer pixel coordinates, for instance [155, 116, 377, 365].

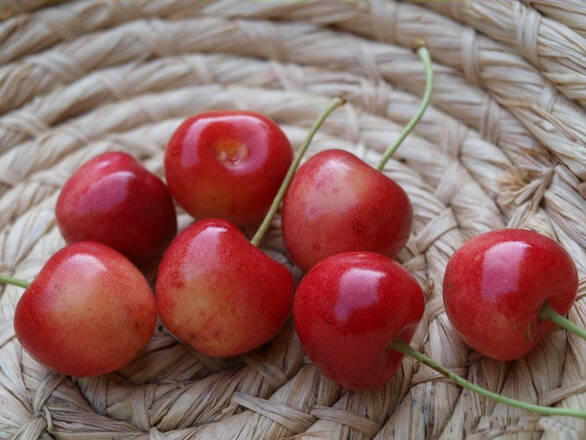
[156, 219, 295, 357]
[14, 242, 157, 377]
[443, 229, 578, 361]
[282, 150, 412, 272]
[164, 111, 293, 228]
[293, 252, 424, 389]
[56, 151, 177, 267]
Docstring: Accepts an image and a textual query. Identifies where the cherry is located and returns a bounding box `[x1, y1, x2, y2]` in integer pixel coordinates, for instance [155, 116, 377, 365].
[56, 151, 177, 267]
[282, 149, 412, 271]
[156, 98, 345, 357]
[281, 42, 433, 272]
[11, 242, 157, 377]
[443, 229, 580, 361]
[294, 251, 586, 418]
[164, 111, 293, 228]
[294, 252, 425, 389]
[156, 219, 295, 357]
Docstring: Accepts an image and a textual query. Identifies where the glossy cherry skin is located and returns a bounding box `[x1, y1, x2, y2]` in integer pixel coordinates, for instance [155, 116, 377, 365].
[294, 252, 425, 390]
[443, 229, 578, 361]
[164, 111, 293, 228]
[282, 150, 412, 272]
[56, 151, 177, 267]
[156, 219, 295, 357]
[14, 242, 157, 377]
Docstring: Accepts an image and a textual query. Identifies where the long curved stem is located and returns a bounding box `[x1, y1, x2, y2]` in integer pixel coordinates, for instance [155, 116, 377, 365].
[250, 97, 346, 247]
[539, 303, 586, 341]
[0, 274, 30, 289]
[390, 340, 586, 419]
[375, 41, 433, 172]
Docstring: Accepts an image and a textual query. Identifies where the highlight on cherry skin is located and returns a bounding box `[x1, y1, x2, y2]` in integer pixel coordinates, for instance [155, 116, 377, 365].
[56, 151, 177, 267]
[12, 242, 157, 377]
[293, 251, 425, 390]
[164, 111, 293, 229]
[443, 228, 580, 361]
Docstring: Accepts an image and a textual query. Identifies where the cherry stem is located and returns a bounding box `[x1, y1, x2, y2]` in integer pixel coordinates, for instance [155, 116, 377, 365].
[539, 303, 586, 341]
[375, 40, 433, 172]
[390, 340, 586, 419]
[0, 274, 30, 289]
[250, 97, 346, 247]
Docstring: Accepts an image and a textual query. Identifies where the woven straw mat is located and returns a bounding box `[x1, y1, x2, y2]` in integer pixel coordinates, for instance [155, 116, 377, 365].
[0, 0, 585, 439]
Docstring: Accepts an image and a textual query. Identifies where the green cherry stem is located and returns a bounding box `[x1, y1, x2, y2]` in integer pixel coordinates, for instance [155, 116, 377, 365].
[0, 274, 30, 289]
[390, 340, 586, 419]
[539, 303, 586, 341]
[375, 39, 433, 172]
[250, 97, 346, 247]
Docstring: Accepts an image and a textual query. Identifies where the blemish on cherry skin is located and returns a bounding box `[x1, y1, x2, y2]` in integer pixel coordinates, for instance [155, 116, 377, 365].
[313, 243, 321, 251]
[169, 270, 184, 290]
[171, 280, 184, 290]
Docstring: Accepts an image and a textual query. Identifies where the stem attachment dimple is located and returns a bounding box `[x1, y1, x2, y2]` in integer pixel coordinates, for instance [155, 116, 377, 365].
[375, 41, 433, 172]
[250, 97, 346, 247]
[0, 274, 30, 289]
[411, 37, 427, 52]
[390, 340, 586, 419]
[538, 302, 586, 341]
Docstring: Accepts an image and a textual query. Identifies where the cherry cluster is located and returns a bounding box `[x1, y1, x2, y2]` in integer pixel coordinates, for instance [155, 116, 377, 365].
[2, 45, 584, 419]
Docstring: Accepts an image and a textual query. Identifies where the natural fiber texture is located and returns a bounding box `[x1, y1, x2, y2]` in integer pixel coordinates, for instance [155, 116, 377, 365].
[524, 0, 586, 39]
[415, 0, 586, 104]
[0, 1, 584, 439]
[1, 1, 584, 179]
[0, 0, 50, 20]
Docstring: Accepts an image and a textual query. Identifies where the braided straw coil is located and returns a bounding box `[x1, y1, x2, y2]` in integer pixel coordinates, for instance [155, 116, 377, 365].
[0, 1, 584, 439]
[523, 0, 586, 39]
